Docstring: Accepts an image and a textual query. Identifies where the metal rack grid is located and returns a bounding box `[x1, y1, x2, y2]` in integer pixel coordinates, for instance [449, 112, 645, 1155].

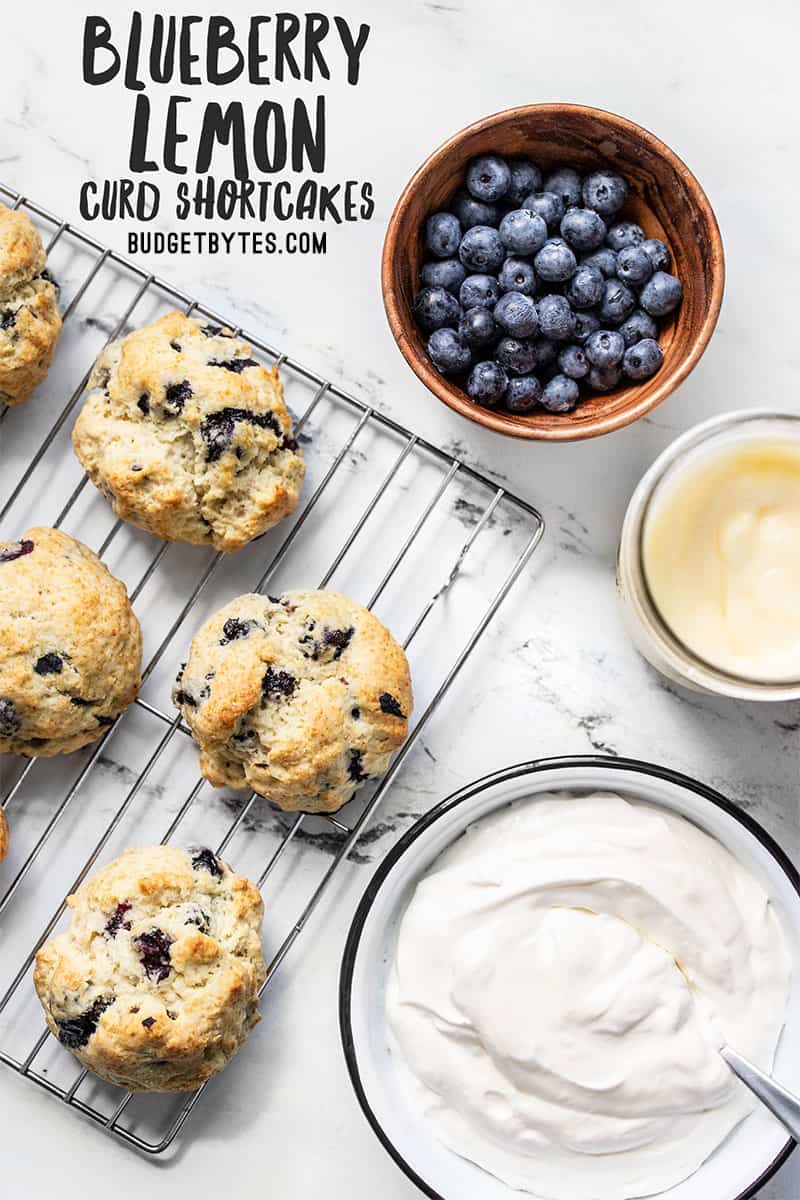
[0, 181, 545, 1154]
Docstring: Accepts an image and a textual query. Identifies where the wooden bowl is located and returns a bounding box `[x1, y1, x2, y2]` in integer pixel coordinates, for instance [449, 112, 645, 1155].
[382, 104, 724, 441]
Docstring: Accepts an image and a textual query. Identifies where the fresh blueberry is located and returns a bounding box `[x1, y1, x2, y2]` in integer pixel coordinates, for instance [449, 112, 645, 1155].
[641, 238, 671, 272]
[558, 343, 590, 380]
[134, 929, 173, 982]
[565, 265, 604, 310]
[619, 308, 658, 348]
[522, 191, 565, 230]
[588, 364, 622, 392]
[458, 225, 505, 272]
[560, 207, 607, 252]
[460, 273, 501, 310]
[543, 167, 582, 210]
[573, 311, 601, 344]
[420, 258, 466, 295]
[425, 212, 462, 258]
[616, 245, 654, 287]
[493, 292, 539, 338]
[466, 155, 511, 202]
[506, 158, 543, 205]
[541, 373, 580, 413]
[606, 221, 644, 252]
[639, 271, 683, 317]
[458, 306, 497, 349]
[498, 209, 547, 256]
[427, 328, 472, 375]
[525, 338, 555, 370]
[451, 188, 499, 230]
[581, 170, 628, 218]
[585, 329, 626, 369]
[0, 699, 20, 736]
[498, 257, 537, 296]
[598, 279, 636, 325]
[534, 238, 577, 284]
[623, 337, 664, 380]
[0, 538, 34, 564]
[581, 247, 618, 278]
[413, 286, 460, 332]
[504, 375, 543, 413]
[536, 294, 577, 342]
[496, 337, 538, 375]
[466, 361, 508, 407]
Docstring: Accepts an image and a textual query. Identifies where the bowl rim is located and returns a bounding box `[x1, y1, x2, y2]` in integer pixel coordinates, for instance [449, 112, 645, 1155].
[381, 103, 726, 442]
[339, 754, 798, 1200]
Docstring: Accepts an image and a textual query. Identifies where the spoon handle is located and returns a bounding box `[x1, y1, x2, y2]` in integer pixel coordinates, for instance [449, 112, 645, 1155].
[721, 1045, 800, 1141]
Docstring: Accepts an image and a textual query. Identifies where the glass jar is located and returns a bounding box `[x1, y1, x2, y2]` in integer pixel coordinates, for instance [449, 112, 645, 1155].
[617, 409, 800, 701]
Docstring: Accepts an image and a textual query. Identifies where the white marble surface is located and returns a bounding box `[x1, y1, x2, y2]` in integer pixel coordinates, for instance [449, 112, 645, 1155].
[0, 0, 798, 1196]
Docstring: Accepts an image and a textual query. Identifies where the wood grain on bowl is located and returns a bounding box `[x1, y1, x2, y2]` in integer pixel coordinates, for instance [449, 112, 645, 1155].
[382, 103, 725, 441]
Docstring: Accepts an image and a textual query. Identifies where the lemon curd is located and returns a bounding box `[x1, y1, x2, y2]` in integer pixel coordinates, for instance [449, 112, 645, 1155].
[643, 440, 800, 681]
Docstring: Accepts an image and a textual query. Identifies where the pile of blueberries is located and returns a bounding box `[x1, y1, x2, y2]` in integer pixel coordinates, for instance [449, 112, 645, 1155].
[413, 155, 682, 415]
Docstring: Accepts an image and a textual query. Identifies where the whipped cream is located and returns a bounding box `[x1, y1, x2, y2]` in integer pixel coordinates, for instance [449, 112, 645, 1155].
[643, 439, 800, 681]
[387, 793, 791, 1200]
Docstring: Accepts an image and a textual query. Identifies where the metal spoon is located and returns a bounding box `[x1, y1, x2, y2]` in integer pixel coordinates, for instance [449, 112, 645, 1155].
[721, 1045, 800, 1140]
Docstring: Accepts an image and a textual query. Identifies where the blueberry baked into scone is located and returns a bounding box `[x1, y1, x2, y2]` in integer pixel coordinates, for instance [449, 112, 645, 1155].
[71, 311, 305, 552]
[0, 527, 142, 756]
[34, 845, 265, 1092]
[174, 591, 413, 813]
[0, 202, 62, 405]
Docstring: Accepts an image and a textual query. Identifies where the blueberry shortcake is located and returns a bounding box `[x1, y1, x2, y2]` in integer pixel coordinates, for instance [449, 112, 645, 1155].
[173, 590, 413, 813]
[0, 203, 62, 406]
[0, 527, 142, 756]
[72, 311, 305, 551]
[34, 845, 265, 1091]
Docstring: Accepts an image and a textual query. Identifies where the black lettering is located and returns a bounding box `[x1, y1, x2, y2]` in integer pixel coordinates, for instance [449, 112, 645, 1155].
[360, 181, 375, 220]
[253, 101, 287, 173]
[179, 15, 202, 84]
[175, 181, 189, 220]
[197, 103, 249, 180]
[207, 16, 244, 85]
[274, 181, 294, 220]
[334, 19, 370, 85]
[295, 179, 317, 219]
[274, 12, 301, 82]
[124, 12, 145, 91]
[305, 14, 330, 80]
[83, 17, 120, 85]
[129, 94, 158, 172]
[79, 180, 99, 220]
[164, 95, 191, 174]
[291, 96, 325, 173]
[248, 16, 271, 83]
[150, 16, 176, 84]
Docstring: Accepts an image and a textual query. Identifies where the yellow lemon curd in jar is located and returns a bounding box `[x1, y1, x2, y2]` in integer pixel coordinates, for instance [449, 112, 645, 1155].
[643, 440, 800, 681]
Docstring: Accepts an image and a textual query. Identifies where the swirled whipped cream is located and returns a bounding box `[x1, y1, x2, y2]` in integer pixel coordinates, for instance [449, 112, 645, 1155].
[387, 793, 791, 1200]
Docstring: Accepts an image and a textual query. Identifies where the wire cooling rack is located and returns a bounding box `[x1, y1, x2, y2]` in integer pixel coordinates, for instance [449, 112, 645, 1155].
[0, 181, 545, 1154]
